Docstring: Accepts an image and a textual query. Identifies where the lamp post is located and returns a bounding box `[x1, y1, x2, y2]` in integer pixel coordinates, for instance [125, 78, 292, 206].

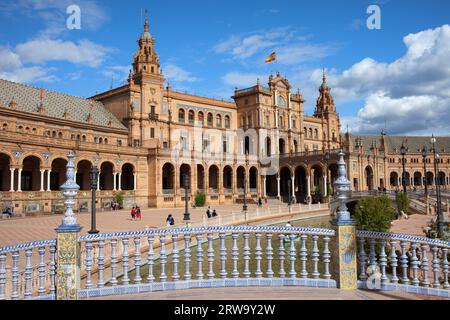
[183, 173, 190, 226]
[88, 166, 99, 234]
[243, 176, 248, 212]
[400, 143, 407, 193]
[422, 145, 429, 215]
[431, 134, 444, 238]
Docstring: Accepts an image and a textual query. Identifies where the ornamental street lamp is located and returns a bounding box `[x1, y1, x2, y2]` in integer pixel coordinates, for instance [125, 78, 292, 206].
[243, 176, 248, 213]
[183, 173, 190, 226]
[400, 143, 407, 193]
[422, 145, 429, 215]
[422, 145, 428, 196]
[431, 134, 444, 238]
[88, 166, 99, 234]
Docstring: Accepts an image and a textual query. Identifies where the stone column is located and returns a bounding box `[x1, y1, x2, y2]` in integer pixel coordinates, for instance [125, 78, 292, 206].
[276, 175, 281, 199]
[306, 175, 311, 203]
[40, 170, 45, 192]
[323, 175, 327, 197]
[17, 168, 22, 192]
[118, 173, 122, 191]
[9, 168, 15, 192]
[113, 172, 117, 191]
[291, 175, 295, 199]
[262, 175, 266, 197]
[56, 150, 81, 300]
[133, 172, 137, 190]
[46, 170, 51, 192]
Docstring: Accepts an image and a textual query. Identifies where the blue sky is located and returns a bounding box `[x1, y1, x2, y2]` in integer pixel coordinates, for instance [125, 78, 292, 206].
[1, 0, 450, 135]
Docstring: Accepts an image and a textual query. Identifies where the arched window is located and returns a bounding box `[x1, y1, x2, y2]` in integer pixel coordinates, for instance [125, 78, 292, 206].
[314, 129, 318, 139]
[277, 95, 286, 107]
[225, 115, 230, 128]
[198, 111, 204, 126]
[309, 128, 313, 138]
[207, 113, 213, 127]
[188, 110, 195, 125]
[216, 114, 222, 128]
[178, 109, 185, 123]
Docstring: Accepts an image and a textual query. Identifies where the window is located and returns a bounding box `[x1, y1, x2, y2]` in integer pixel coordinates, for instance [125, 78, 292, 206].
[225, 115, 230, 128]
[277, 96, 286, 107]
[247, 115, 252, 127]
[117, 140, 122, 146]
[163, 141, 168, 149]
[133, 98, 139, 112]
[279, 116, 283, 128]
[133, 139, 140, 147]
[266, 115, 270, 128]
[162, 101, 167, 114]
[150, 128, 155, 138]
[104, 138, 108, 144]
[223, 136, 227, 153]
[178, 109, 185, 123]
[304, 127, 307, 136]
[207, 113, 213, 127]
[309, 128, 313, 138]
[198, 111, 204, 126]
[216, 114, 222, 128]
[314, 129, 318, 139]
[150, 105, 156, 115]
[188, 110, 195, 124]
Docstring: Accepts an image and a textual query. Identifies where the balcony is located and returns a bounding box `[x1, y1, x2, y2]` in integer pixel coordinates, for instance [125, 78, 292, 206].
[149, 113, 159, 121]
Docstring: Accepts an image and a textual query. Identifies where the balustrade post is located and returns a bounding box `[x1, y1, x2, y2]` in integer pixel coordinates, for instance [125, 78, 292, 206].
[24, 249, 33, 298]
[255, 233, 262, 278]
[37, 247, 46, 296]
[278, 234, 286, 278]
[290, 234, 298, 278]
[0, 254, 6, 300]
[147, 236, 155, 283]
[410, 242, 419, 286]
[379, 240, 388, 285]
[443, 248, 449, 289]
[243, 233, 251, 278]
[389, 240, 399, 284]
[431, 246, 440, 289]
[323, 236, 331, 279]
[184, 234, 192, 281]
[266, 234, 274, 278]
[160, 235, 167, 282]
[121, 238, 130, 285]
[311, 235, 320, 279]
[56, 150, 82, 300]
[420, 244, 430, 287]
[196, 234, 204, 280]
[11, 252, 19, 299]
[207, 234, 215, 279]
[110, 239, 118, 286]
[231, 233, 239, 278]
[172, 234, 180, 281]
[331, 150, 357, 289]
[133, 237, 142, 284]
[400, 241, 410, 284]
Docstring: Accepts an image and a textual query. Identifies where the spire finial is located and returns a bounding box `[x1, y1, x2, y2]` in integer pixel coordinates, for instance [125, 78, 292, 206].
[322, 68, 326, 83]
[144, 9, 149, 32]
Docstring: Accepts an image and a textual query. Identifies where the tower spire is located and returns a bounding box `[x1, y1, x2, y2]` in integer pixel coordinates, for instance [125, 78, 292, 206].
[144, 9, 149, 32]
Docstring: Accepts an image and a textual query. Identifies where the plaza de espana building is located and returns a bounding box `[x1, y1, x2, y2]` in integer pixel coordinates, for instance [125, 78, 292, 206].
[0, 18, 449, 215]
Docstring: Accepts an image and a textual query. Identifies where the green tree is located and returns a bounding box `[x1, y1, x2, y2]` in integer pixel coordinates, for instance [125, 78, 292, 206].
[353, 196, 396, 232]
[395, 192, 410, 216]
[195, 191, 206, 207]
[115, 193, 124, 206]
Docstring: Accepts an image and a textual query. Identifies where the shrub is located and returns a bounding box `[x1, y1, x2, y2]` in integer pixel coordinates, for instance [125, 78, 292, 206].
[195, 191, 206, 207]
[395, 192, 410, 216]
[115, 193, 124, 206]
[353, 196, 396, 232]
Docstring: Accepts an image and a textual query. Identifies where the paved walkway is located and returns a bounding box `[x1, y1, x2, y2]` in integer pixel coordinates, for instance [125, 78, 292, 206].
[95, 286, 448, 300]
[391, 211, 449, 236]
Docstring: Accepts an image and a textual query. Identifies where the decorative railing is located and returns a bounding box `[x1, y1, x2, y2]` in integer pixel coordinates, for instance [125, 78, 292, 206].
[0, 239, 57, 300]
[357, 231, 450, 293]
[76, 225, 337, 299]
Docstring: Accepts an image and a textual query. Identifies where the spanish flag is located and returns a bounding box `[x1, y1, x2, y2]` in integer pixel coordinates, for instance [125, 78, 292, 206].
[265, 52, 276, 63]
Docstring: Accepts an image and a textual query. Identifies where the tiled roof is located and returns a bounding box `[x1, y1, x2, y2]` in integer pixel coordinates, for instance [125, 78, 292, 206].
[385, 135, 450, 154]
[0, 79, 126, 130]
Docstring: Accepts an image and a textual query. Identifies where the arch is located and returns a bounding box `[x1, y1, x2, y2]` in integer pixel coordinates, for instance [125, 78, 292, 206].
[224, 115, 230, 128]
[188, 110, 195, 125]
[279, 138, 286, 154]
[162, 163, 174, 191]
[249, 166, 258, 191]
[438, 171, 446, 186]
[265, 137, 272, 157]
[121, 163, 134, 190]
[327, 163, 339, 195]
[426, 171, 434, 186]
[314, 128, 318, 139]
[310, 164, 323, 200]
[390, 172, 399, 187]
[179, 164, 191, 190]
[216, 114, 222, 128]
[404, 172, 411, 187]
[178, 108, 185, 123]
[294, 166, 307, 203]
[50, 158, 67, 191]
[223, 165, 232, 190]
[19, 153, 45, 166]
[413, 171, 422, 187]
[207, 113, 213, 127]
[21, 156, 42, 191]
[100, 161, 114, 190]
[208, 165, 219, 191]
[0, 152, 12, 191]
[364, 166, 374, 190]
[197, 164, 205, 190]
[198, 111, 204, 126]
[76, 160, 93, 191]
[279, 166, 292, 201]
[236, 166, 246, 191]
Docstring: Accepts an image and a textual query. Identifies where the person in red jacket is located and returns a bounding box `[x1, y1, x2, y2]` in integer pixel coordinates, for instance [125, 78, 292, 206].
[130, 206, 135, 220]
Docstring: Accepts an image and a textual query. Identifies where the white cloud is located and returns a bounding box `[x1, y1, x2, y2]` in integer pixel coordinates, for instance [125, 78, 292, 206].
[16, 39, 111, 68]
[164, 64, 199, 83]
[0, 46, 56, 83]
[213, 27, 329, 64]
[328, 24, 450, 135]
[221, 72, 266, 88]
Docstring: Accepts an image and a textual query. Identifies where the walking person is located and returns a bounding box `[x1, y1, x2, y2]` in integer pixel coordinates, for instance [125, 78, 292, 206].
[136, 207, 142, 221]
[130, 206, 135, 220]
[206, 206, 212, 219]
[166, 214, 175, 226]
[212, 209, 217, 218]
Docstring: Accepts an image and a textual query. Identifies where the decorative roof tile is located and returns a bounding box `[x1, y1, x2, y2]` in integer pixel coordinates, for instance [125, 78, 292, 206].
[0, 79, 126, 130]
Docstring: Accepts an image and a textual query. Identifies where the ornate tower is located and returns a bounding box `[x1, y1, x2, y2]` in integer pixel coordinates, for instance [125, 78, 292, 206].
[314, 71, 340, 150]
